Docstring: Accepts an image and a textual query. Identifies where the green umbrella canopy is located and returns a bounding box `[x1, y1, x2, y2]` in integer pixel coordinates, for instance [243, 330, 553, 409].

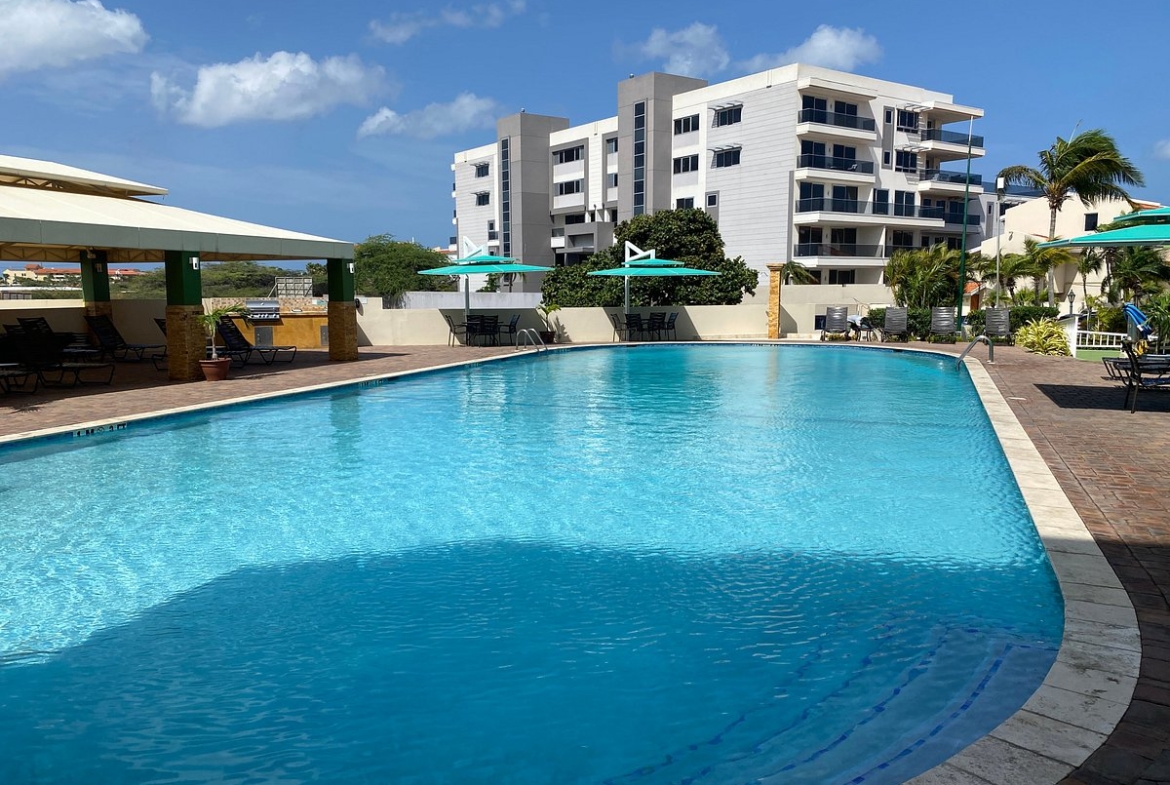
[588, 265, 720, 277]
[1038, 222, 1170, 249]
[417, 254, 552, 323]
[1110, 207, 1170, 226]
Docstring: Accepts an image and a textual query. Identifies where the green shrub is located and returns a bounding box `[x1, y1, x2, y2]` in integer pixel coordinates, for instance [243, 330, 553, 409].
[1007, 306, 1060, 331]
[1095, 306, 1126, 333]
[863, 306, 936, 339]
[867, 307, 886, 328]
[1015, 318, 1070, 356]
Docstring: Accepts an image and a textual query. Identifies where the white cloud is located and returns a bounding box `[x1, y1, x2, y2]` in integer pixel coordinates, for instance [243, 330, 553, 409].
[0, 0, 147, 78]
[637, 23, 729, 78]
[1155, 140, 1170, 160]
[151, 52, 386, 128]
[738, 25, 881, 73]
[370, 0, 525, 44]
[358, 93, 500, 139]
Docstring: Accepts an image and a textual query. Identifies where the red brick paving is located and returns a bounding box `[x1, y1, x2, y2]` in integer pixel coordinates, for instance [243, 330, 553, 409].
[2, 340, 1168, 783]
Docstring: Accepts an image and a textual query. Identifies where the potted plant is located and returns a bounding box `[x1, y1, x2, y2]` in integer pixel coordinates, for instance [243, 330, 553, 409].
[196, 303, 245, 381]
[536, 302, 561, 344]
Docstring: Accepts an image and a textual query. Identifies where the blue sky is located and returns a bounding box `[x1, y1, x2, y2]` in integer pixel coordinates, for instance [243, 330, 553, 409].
[3, 0, 1169, 258]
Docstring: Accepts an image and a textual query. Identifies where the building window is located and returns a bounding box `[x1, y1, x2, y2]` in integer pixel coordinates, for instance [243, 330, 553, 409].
[673, 114, 700, 134]
[633, 102, 646, 215]
[673, 154, 700, 174]
[605, 138, 618, 154]
[676, 197, 695, 209]
[896, 110, 919, 131]
[555, 180, 583, 196]
[1085, 213, 1099, 231]
[552, 146, 584, 165]
[828, 269, 856, 285]
[713, 148, 741, 168]
[706, 193, 718, 207]
[873, 189, 889, 215]
[714, 105, 742, 127]
[607, 172, 618, 188]
[884, 109, 893, 124]
[564, 213, 587, 225]
[894, 190, 916, 216]
[890, 230, 914, 248]
[474, 162, 490, 178]
[882, 151, 892, 167]
[802, 95, 827, 112]
[895, 150, 918, 172]
[475, 192, 490, 206]
[500, 137, 511, 255]
[488, 220, 495, 231]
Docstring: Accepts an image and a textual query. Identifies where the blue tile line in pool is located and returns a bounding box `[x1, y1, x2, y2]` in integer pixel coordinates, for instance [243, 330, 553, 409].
[604, 623, 1055, 785]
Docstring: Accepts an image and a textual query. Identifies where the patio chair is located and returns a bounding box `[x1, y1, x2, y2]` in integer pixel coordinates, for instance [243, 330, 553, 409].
[84, 314, 166, 362]
[928, 307, 958, 343]
[443, 314, 467, 346]
[8, 331, 114, 388]
[624, 313, 647, 341]
[663, 312, 679, 341]
[466, 315, 498, 346]
[820, 306, 850, 341]
[497, 314, 521, 346]
[16, 317, 97, 359]
[609, 313, 627, 342]
[646, 312, 667, 341]
[984, 307, 1013, 344]
[880, 307, 910, 342]
[216, 316, 296, 366]
[1120, 340, 1170, 413]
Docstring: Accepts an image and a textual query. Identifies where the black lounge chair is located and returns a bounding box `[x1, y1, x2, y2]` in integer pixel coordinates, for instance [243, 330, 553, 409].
[984, 307, 1013, 344]
[16, 317, 97, 359]
[8, 331, 114, 388]
[821, 306, 850, 341]
[216, 316, 296, 366]
[881, 307, 910, 342]
[1120, 340, 1170, 413]
[928, 307, 958, 343]
[84, 314, 165, 361]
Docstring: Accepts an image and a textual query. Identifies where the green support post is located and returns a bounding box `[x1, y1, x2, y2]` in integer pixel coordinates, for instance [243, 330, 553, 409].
[165, 250, 203, 305]
[327, 257, 355, 303]
[79, 250, 111, 303]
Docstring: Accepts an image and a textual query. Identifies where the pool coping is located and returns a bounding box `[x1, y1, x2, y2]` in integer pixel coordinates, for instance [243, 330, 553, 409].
[0, 342, 1139, 785]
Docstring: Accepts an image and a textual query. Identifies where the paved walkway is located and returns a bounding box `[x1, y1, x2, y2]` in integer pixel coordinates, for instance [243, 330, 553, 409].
[2, 341, 1167, 783]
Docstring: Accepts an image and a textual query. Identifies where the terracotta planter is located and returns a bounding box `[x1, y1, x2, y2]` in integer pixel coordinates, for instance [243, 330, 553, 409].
[199, 358, 231, 381]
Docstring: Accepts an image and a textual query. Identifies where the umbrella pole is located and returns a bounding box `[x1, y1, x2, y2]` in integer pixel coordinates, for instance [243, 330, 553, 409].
[464, 277, 470, 323]
[624, 276, 630, 317]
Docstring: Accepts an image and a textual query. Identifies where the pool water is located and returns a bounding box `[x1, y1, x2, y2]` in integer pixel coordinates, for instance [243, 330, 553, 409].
[0, 346, 1062, 784]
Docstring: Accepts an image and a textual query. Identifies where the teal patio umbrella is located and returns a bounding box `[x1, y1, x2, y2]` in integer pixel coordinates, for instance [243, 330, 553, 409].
[587, 242, 719, 315]
[1038, 207, 1170, 249]
[419, 252, 551, 322]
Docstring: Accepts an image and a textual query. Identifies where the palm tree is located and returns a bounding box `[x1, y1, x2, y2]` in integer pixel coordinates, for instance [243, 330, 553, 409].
[983, 252, 1038, 302]
[1103, 246, 1170, 303]
[884, 244, 965, 308]
[777, 260, 817, 286]
[998, 129, 1144, 305]
[1021, 238, 1073, 302]
[1076, 248, 1104, 302]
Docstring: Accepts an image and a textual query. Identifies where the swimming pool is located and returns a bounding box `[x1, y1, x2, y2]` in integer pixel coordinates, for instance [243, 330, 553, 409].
[0, 345, 1063, 784]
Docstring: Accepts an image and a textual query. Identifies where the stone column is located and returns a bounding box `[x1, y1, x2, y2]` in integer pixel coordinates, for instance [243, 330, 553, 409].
[164, 250, 204, 381]
[327, 257, 358, 361]
[766, 263, 784, 340]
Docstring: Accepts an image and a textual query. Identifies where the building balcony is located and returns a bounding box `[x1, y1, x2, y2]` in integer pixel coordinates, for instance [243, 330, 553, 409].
[917, 128, 985, 161]
[795, 109, 877, 141]
[794, 155, 875, 183]
[917, 169, 985, 194]
[794, 198, 946, 226]
[794, 243, 889, 268]
[943, 212, 982, 228]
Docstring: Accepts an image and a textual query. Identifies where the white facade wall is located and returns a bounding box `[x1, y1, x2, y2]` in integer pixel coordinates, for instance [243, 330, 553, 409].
[451, 142, 500, 252]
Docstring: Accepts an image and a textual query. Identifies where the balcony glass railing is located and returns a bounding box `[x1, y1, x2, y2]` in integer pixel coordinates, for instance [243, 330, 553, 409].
[794, 243, 883, 258]
[796, 109, 877, 131]
[796, 198, 946, 220]
[944, 212, 982, 226]
[796, 155, 875, 174]
[884, 245, 916, 257]
[921, 170, 984, 186]
[920, 129, 985, 147]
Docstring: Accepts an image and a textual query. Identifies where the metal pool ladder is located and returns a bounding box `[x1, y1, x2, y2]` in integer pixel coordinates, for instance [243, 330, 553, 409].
[956, 334, 993, 368]
[516, 328, 548, 352]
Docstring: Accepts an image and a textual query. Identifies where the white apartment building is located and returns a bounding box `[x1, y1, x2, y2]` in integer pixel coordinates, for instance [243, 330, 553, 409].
[451, 65, 985, 295]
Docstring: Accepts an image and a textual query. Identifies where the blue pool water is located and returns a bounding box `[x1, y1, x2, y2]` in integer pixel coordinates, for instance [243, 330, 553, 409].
[0, 345, 1062, 784]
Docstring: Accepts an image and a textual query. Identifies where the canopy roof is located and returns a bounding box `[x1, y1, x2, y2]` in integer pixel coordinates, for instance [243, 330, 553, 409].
[1111, 207, 1170, 226]
[1038, 222, 1170, 249]
[0, 154, 354, 262]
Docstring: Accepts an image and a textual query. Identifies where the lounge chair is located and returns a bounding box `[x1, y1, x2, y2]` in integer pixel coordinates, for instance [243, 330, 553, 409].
[880, 307, 910, 342]
[984, 307, 1013, 344]
[8, 331, 114, 388]
[820, 306, 850, 341]
[928, 307, 958, 343]
[84, 314, 166, 362]
[16, 317, 97, 359]
[216, 316, 296, 366]
[1120, 340, 1170, 413]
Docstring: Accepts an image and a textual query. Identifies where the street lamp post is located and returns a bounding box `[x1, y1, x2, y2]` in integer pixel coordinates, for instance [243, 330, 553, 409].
[995, 176, 1005, 307]
[1067, 289, 1076, 317]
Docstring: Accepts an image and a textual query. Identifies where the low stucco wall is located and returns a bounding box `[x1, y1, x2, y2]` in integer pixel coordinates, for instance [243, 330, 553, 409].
[778, 284, 893, 337]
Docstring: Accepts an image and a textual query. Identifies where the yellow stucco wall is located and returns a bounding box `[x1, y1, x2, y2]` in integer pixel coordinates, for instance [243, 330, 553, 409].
[226, 315, 330, 349]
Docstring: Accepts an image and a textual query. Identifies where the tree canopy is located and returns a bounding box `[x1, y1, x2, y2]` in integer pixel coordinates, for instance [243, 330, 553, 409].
[353, 234, 455, 301]
[539, 209, 758, 307]
[110, 260, 305, 299]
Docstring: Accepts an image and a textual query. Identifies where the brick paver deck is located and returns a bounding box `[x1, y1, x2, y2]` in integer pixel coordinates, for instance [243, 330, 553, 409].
[2, 341, 1167, 783]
